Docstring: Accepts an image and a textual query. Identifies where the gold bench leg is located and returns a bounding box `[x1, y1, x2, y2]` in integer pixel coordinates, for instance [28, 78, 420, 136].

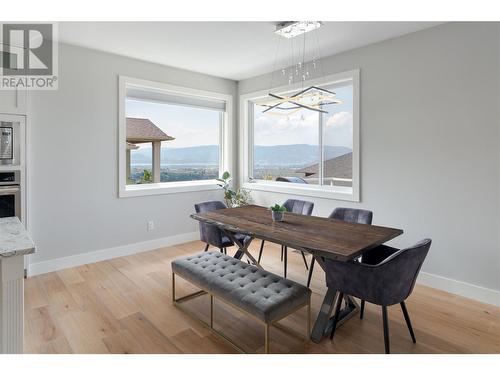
[210, 294, 214, 329]
[307, 299, 311, 338]
[172, 273, 175, 302]
[172, 272, 207, 303]
[265, 323, 270, 354]
[172, 271, 309, 354]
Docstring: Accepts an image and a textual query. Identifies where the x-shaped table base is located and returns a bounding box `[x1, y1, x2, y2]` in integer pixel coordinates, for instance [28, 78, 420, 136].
[222, 231, 359, 342]
[309, 255, 360, 343]
[221, 230, 262, 269]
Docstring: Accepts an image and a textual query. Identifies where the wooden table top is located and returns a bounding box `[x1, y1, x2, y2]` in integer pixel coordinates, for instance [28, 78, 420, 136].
[191, 205, 403, 261]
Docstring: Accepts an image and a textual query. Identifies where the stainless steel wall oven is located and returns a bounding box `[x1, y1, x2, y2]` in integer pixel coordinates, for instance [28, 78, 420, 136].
[0, 171, 21, 219]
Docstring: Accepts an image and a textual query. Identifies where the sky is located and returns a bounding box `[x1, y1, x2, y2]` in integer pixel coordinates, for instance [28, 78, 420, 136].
[253, 84, 353, 148]
[126, 99, 220, 149]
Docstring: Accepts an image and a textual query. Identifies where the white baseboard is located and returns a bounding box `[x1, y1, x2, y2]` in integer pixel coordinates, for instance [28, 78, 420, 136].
[28, 231, 199, 276]
[417, 271, 500, 307]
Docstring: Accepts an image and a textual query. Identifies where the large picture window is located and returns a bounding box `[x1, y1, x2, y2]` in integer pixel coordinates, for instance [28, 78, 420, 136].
[242, 70, 359, 201]
[119, 77, 232, 197]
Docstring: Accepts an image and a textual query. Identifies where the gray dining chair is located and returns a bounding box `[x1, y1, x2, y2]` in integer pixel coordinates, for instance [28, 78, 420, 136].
[306, 207, 373, 287]
[257, 199, 314, 278]
[194, 201, 250, 254]
[327, 238, 432, 354]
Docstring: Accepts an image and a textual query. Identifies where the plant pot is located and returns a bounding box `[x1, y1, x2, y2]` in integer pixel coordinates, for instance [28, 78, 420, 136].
[271, 211, 285, 222]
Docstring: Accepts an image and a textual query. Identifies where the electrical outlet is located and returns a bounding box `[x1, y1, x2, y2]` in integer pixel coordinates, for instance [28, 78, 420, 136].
[147, 220, 154, 231]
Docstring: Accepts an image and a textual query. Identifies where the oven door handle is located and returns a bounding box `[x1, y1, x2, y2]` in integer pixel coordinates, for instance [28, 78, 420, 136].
[0, 186, 20, 195]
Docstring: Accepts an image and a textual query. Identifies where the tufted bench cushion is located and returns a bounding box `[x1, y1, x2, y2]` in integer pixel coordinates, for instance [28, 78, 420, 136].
[172, 251, 311, 323]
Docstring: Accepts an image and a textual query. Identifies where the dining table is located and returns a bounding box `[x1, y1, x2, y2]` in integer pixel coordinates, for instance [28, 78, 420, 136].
[190, 204, 403, 343]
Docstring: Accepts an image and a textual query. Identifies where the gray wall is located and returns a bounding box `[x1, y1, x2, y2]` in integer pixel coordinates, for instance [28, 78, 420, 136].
[28, 43, 237, 264]
[238, 22, 500, 291]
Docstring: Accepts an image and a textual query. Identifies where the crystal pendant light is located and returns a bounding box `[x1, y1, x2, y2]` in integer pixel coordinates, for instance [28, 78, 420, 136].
[259, 21, 341, 115]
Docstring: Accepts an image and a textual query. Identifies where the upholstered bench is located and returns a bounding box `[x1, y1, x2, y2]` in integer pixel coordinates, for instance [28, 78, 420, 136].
[171, 251, 311, 353]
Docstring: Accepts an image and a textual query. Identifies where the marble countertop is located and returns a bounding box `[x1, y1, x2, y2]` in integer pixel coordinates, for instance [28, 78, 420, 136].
[0, 217, 35, 257]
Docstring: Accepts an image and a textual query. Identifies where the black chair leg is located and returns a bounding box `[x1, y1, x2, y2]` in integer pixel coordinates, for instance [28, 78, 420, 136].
[280, 245, 284, 261]
[400, 301, 416, 343]
[204, 243, 209, 251]
[219, 248, 223, 253]
[329, 292, 344, 340]
[257, 240, 265, 263]
[300, 251, 309, 270]
[360, 300, 365, 319]
[223, 247, 227, 255]
[283, 246, 288, 278]
[382, 306, 390, 354]
[306, 257, 315, 288]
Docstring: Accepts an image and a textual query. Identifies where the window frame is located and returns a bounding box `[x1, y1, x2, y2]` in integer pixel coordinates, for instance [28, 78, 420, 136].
[118, 76, 233, 198]
[239, 69, 360, 202]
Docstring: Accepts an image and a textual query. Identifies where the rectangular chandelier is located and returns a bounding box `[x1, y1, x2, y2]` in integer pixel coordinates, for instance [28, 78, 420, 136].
[274, 21, 322, 39]
[259, 86, 341, 115]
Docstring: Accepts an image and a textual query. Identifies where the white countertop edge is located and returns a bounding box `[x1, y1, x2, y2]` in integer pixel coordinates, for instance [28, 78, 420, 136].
[0, 217, 36, 258]
[0, 247, 35, 258]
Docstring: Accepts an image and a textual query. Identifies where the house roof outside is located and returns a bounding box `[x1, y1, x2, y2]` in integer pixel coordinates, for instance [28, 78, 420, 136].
[126, 117, 175, 143]
[296, 152, 352, 179]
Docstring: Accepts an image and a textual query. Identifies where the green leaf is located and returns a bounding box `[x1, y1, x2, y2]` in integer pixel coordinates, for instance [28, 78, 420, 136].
[222, 171, 230, 180]
[269, 203, 287, 212]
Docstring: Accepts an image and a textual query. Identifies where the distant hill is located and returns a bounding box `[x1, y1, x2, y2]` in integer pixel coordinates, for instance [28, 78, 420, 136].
[253, 144, 351, 167]
[130, 145, 219, 165]
[130, 144, 352, 167]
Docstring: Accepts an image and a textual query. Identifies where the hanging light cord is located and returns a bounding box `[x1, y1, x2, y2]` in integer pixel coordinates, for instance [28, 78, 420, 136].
[269, 34, 281, 91]
[315, 26, 325, 80]
[301, 32, 306, 89]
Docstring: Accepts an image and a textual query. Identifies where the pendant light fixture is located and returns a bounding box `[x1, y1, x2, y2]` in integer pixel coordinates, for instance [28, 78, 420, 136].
[259, 21, 341, 115]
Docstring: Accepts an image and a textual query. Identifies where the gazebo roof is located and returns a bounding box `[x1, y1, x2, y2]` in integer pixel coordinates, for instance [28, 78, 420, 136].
[126, 117, 175, 143]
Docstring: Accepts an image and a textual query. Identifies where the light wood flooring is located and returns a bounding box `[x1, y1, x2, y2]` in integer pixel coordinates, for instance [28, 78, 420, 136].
[24, 240, 500, 354]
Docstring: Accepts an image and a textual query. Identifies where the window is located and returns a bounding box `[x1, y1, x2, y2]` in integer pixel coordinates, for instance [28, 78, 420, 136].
[119, 77, 232, 197]
[242, 70, 359, 201]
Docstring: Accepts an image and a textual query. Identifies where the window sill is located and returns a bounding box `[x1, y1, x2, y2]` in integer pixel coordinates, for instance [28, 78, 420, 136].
[120, 180, 220, 198]
[242, 181, 359, 202]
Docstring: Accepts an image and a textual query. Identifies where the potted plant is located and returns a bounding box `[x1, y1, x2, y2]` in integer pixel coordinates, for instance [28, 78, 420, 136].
[269, 204, 287, 222]
[216, 171, 252, 208]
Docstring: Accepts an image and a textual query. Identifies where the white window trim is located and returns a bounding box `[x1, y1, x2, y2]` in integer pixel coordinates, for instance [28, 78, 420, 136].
[239, 69, 360, 202]
[118, 76, 233, 198]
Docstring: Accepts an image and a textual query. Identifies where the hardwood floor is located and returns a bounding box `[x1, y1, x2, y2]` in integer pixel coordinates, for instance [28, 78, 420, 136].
[24, 240, 500, 354]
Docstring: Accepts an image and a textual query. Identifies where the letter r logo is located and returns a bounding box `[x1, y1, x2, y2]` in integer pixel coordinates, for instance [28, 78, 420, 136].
[2, 24, 53, 76]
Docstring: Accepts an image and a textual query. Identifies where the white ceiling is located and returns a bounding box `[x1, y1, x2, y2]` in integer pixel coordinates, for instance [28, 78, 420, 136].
[59, 22, 441, 81]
